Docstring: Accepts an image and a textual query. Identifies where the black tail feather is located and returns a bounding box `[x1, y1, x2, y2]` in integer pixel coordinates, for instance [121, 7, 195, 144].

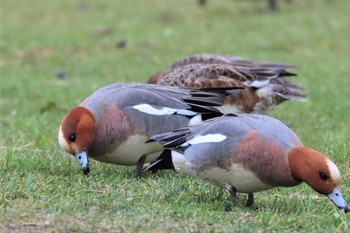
[147, 128, 191, 149]
[142, 149, 175, 174]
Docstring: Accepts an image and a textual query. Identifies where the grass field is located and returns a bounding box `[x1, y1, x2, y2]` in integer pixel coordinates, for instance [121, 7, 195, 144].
[1, 0, 349, 232]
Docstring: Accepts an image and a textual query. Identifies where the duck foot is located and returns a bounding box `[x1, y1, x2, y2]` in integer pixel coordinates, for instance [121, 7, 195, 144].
[246, 193, 254, 207]
[227, 185, 242, 207]
[133, 154, 147, 178]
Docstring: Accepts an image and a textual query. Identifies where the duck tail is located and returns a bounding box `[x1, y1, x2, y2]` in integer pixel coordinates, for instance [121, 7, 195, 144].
[273, 83, 307, 102]
[142, 149, 175, 174]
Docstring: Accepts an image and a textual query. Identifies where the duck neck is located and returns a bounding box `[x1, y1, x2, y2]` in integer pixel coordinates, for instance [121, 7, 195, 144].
[288, 146, 310, 182]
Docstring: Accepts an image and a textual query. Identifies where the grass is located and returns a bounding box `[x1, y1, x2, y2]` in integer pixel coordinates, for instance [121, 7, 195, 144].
[1, 0, 349, 232]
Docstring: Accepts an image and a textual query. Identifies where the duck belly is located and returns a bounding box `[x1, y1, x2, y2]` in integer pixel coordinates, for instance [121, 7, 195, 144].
[172, 150, 273, 193]
[91, 135, 163, 165]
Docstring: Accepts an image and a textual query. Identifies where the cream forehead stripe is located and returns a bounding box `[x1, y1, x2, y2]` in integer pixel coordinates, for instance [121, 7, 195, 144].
[326, 159, 340, 182]
[182, 134, 227, 146]
[132, 104, 197, 116]
[58, 125, 70, 152]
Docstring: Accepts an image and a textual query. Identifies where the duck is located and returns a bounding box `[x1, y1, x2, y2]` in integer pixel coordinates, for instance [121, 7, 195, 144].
[144, 114, 349, 212]
[148, 54, 306, 114]
[58, 82, 239, 176]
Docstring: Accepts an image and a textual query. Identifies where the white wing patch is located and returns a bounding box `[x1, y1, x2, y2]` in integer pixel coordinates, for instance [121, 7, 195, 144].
[182, 134, 227, 146]
[132, 104, 176, 115]
[132, 104, 196, 116]
[176, 109, 197, 116]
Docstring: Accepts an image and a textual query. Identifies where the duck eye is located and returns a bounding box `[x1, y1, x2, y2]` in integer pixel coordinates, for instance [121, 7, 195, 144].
[69, 133, 76, 142]
[319, 171, 328, 180]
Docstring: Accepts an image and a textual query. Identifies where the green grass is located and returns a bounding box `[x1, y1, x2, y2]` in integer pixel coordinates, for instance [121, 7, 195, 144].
[1, 0, 349, 232]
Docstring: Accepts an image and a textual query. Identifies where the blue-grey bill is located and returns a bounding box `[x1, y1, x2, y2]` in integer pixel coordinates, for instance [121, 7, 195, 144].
[328, 188, 349, 213]
[75, 150, 90, 174]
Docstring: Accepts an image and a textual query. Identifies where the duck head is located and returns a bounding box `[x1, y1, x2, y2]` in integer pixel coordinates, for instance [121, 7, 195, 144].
[58, 106, 95, 174]
[288, 146, 349, 213]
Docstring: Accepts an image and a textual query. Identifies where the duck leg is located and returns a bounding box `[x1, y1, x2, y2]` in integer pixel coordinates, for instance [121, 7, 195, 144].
[133, 154, 147, 178]
[227, 185, 242, 206]
[246, 193, 254, 207]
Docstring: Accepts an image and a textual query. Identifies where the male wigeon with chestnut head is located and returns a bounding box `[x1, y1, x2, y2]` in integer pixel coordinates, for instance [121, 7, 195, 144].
[58, 82, 239, 177]
[145, 114, 349, 212]
[148, 53, 306, 114]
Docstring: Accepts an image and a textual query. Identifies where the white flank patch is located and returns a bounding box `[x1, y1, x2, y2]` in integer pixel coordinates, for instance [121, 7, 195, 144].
[216, 105, 241, 114]
[326, 159, 340, 182]
[171, 151, 198, 177]
[183, 134, 227, 146]
[188, 114, 203, 126]
[58, 125, 70, 153]
[97, 135, 163, 165]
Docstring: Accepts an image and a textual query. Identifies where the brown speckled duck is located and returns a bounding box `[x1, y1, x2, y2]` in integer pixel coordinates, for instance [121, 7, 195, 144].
[148, 54, 306, 114]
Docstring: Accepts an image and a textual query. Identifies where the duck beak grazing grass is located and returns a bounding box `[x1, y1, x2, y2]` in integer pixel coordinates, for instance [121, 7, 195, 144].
[327, 188, 349, 213]
[75, 150, 89, 174]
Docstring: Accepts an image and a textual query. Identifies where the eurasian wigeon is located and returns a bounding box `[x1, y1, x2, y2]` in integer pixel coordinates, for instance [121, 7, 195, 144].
[148, 54, 306, 114]
[145, 114, 349, 212]
[58, 82, 239, 176]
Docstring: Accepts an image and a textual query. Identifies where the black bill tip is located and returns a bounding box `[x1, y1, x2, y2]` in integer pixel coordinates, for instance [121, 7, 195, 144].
[344, 206, 350, 214]
[83, 166, 90, 175]
[75, 150, 90, 175]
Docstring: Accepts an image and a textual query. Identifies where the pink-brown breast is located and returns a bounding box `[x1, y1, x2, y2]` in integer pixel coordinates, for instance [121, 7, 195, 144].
[83, 103, 133, 158]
